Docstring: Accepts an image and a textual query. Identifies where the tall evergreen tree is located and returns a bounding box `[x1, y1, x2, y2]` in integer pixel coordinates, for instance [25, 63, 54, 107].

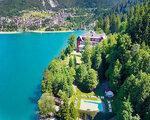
[58, 94, 70, 120]
[92, 43, 103, 70]
[108, 59, 122, 92]
[116, 97, 140, 120]
[110, 14, 117, 33]
[82, 38, 92, 68]
[38, 93, 55, 115]
[70, 102, 78, 120]
[103, 16, 110, 34]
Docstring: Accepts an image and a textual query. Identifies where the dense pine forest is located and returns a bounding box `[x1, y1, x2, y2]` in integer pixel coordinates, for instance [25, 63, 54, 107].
[38, 0, 150, 120]
[95, 0, 149, 45]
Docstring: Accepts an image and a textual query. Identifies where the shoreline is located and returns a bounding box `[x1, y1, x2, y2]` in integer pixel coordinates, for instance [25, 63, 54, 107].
[31, 30, 74, 33]
[0, 31, 23, 34]
[0, 30, 74, 34]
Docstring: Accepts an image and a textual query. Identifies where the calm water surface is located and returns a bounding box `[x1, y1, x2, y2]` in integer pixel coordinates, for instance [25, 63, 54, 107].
[0, 31, 83, 120]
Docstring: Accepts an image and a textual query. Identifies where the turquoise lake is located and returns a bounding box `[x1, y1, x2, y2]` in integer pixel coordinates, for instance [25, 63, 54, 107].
[0, 31, 83, 120]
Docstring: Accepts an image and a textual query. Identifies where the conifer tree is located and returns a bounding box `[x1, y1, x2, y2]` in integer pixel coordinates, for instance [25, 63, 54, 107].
[103, 16, 110, 34]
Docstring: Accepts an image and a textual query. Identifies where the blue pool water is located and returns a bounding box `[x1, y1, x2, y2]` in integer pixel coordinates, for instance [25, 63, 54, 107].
[84, 100, 104, 112]
[0, 31, 83, 120]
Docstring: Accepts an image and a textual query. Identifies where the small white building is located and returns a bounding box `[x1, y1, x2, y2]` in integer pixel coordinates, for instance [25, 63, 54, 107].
[105, 91, 114, 98]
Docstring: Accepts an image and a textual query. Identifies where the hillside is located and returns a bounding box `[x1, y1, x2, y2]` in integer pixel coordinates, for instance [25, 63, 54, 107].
[0, 0, 144, 32]
[0, 0, 119, 16]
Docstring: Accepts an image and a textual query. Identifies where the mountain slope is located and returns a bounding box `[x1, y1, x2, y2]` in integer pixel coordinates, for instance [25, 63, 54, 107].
[0, 0, 120, 16]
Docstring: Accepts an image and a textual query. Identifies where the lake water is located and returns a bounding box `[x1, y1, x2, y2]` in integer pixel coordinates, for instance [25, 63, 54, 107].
[0, 31, 83, 120]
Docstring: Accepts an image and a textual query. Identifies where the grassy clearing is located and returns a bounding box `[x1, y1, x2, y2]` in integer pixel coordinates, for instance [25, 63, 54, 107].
[22, 11, 51, 19]
[70, 86, 100, 109]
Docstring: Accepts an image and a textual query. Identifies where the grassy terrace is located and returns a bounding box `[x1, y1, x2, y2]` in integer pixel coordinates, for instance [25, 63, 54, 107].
[69, 85, 100, 109]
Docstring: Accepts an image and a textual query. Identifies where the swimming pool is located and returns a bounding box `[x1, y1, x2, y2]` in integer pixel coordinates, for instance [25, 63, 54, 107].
[80, 99, 104, 112]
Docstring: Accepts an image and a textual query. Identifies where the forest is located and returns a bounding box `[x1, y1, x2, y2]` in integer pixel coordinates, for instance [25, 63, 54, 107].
[38, 0, 150, 120]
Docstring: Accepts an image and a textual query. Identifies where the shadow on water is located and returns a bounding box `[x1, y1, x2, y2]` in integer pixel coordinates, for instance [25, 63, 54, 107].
[29, 84, 42, 120]
[30, 113, 39, 120]
[29, 84, 42, 104]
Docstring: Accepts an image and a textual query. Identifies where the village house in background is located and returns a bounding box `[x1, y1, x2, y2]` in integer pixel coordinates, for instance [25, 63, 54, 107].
[76, 31, 107, 52]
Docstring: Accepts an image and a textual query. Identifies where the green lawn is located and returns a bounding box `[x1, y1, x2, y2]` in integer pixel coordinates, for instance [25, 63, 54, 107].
[70, 86, 100, 109]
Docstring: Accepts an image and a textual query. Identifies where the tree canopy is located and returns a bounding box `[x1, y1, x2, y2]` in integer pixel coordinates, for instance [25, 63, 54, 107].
[38, 93, 55, 115]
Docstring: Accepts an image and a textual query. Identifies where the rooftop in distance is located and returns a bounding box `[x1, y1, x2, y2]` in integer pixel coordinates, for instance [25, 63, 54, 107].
[77, 31, 107, 52]
[81, 31, 107, 39]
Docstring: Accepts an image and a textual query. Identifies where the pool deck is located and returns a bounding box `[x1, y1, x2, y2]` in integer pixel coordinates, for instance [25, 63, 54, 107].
[80, 99, 104, 112]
